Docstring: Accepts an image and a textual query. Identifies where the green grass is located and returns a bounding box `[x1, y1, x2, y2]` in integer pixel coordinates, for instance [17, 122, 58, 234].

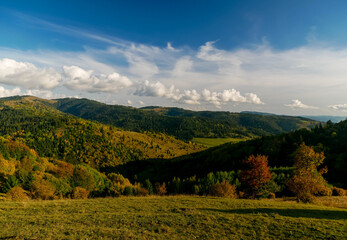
[192, 137, 250, 147]
[0, 196, 346, 239]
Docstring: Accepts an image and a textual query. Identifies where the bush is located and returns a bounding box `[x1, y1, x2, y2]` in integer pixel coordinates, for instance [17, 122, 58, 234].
[332, 187, 346, 196]
[47, 175, 72, 197]
[144, 179, 154, 195]
[30, 179, 56, 200]
[123, 186, 134, 196]
[138, 187, 149, 196]
[2, 175, 20, 193]
[0, 158, 16, 176]
[72, 166, 95, 191]
[267, 192, 276, 199]
[210, 181, 237, 198]
[193, 185, 200, 195]
[56, 161, 74, 178]
[316, 185, 332, 196]
[72, 187, 89, 199]
[238, 191, 246, 199]
[6, 186, 28, 201]
[155, 183, 167, 196]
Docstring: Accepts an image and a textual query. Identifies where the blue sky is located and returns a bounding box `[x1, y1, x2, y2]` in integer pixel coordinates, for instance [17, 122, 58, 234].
[0, 0, 347, 115]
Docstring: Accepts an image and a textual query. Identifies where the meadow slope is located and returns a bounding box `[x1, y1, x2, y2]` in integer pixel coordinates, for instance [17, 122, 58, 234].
[0, 196, 346, 239]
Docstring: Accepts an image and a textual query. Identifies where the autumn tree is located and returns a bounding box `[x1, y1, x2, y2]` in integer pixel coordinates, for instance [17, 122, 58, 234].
[240, 155, 272, 198]
[210, 181, 237, 198]
[287, 143, 329, 203]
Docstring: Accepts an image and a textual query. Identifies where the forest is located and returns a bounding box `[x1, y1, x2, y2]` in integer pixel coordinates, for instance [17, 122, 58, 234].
[0, 96, 346, 203]
[54, 98, 317, 140]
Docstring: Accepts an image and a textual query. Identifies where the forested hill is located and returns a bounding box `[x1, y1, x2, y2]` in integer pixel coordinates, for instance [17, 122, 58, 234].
[118, 120, 347, 188]
[0, 96, 204, 168]
[53, 98, 318, 140]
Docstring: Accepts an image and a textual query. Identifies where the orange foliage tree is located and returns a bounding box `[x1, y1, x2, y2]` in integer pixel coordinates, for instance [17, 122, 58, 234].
[240, 155, 272, 198]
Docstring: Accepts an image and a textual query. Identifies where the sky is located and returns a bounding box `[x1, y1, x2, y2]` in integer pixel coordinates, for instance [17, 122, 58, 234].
[0, 0, 347, 116]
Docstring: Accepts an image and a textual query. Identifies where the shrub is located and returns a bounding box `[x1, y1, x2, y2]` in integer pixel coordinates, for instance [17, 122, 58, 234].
[6, 186, 28, 201]
[72, 187, 89, 199]
[316, 185, 332, 196]
[332, 187, 346, 196]
[123, 186, 134, 196]
[193, 185, 200, 195]
[138, 187, 149, 196]
[238, 191, 246, 199]
[56, 161, 74, 178]
[2, 175, 20, 193]
[30, 179, 56, 200]
[47, 175, 72, 196]
[155, 183, 167, 196]
[72, 166, 95, 191]
[144, 179, 154, 195]
[210, 181, 237, 198]
[0, 158, 16, 176]
[267, 192, 276, 199]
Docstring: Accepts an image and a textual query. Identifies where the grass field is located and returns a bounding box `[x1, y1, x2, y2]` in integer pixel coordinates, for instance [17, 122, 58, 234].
[192, 137, 250, 148]
[0, 196, 346, 239]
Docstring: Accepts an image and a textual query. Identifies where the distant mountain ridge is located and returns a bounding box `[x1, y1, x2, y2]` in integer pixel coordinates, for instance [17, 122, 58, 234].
[302, 115, 347, 123]
[53, 98, 319, 140]
[242, 111, 346, 123]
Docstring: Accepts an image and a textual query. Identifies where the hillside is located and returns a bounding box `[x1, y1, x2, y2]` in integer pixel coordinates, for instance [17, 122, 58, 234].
[118, 120, 347, 188]
[1, 196, 345, 239]
[0, 96, 204, 168]
[53, 98, 318, 140]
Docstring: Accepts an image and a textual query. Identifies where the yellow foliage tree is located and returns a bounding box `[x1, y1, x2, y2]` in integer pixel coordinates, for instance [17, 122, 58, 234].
[287, 143, 329, 203]
[0, 157, 16, 177]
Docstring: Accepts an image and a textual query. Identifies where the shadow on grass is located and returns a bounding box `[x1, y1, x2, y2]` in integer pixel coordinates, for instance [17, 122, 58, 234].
[200, 208, 347, 220]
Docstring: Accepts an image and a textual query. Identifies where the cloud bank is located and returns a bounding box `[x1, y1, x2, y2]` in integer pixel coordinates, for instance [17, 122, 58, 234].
[329, 104, 347, 111]
[1, 18, 347, 114]
[134, 80, 262, 107]
[0, 58, 61, 90]
[63, 65, 132, 93]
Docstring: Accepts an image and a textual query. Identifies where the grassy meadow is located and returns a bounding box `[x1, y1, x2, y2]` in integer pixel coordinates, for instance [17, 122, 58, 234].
[192, 137, 250, 148]
[0, 196, 346, 239]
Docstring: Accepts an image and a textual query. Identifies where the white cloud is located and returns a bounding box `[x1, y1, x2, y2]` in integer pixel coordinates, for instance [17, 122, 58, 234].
[138, 100, 145, 105]
[126, 54, 159, 79]
[0, 58, 61, 90]
[285, 100, 318, 109]
[63, 65, 132, 93]
[181, 90, 201, 105]
[127, 100, 132, 105]
[197, 41, 242, 65]
[0, 86, 22, 98]
[172, 56, 193, 77]
[134, 80, 181, 101]
[134, 80, 262, 108]
[202, 89, 263, 108]
[329, 104, 347, 111]
[167, 42, 181, 52]
[25, 89, 66, 99]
